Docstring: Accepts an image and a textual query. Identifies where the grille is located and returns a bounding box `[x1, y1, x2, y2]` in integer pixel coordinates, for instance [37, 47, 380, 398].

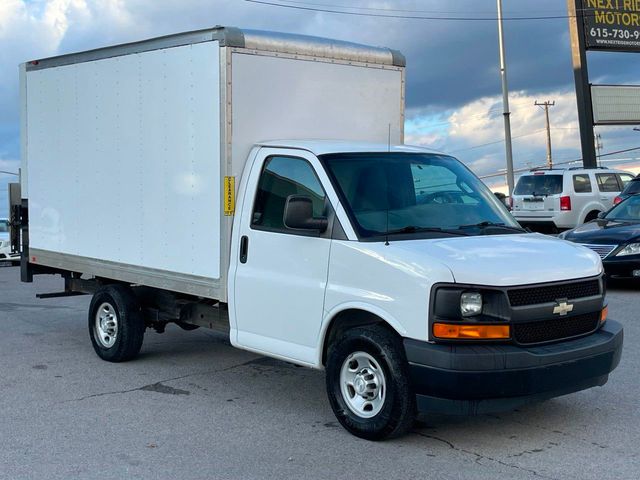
[513, 312, 600, 345]
[508, 280, 600, 307]
[580, 244, 617, 259]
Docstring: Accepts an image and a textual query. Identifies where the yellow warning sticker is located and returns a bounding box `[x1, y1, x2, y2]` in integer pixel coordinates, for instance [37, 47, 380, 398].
[224, 176, 235, 216]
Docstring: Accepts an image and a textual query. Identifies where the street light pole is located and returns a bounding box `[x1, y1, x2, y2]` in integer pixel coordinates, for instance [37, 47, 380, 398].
[497, 0, 515, 198]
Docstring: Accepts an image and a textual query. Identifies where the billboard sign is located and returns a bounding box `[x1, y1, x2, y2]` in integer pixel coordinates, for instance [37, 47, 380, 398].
[591, 84, 640, 124]
[582, 0, 640, 51]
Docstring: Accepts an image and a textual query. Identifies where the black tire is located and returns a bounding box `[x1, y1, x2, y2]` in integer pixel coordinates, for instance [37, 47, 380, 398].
[584, 211, 600, 223]
[88, 285, 145, 362]
[325, 325, 416, 440]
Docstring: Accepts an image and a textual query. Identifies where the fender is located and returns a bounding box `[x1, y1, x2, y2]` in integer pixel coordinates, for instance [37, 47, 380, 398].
[316, 301, 408, 367]
[578, 200, 606, 224]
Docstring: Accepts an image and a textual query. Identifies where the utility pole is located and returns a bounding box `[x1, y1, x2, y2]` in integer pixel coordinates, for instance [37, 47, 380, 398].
[497, 0, 515, 198]
[535, 101, 555, 168]
[595, 133, 603, 167]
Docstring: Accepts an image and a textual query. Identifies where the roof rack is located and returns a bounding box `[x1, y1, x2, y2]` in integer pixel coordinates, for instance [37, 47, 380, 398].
[567, 166, 609, 170]
[528, 167, 566, 172]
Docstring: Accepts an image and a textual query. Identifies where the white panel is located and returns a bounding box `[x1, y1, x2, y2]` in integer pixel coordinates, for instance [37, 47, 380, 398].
[26, 42, 221, 279]
[231, 53, 403, 176]
[592, 85, 640, 125]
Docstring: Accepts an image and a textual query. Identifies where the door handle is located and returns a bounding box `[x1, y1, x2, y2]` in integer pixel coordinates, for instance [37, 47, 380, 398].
[240, 235, 249, 264]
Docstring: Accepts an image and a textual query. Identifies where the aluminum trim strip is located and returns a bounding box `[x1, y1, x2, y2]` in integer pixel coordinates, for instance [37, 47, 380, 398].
[29, 248, 222, 300]
[25, 26, 402, 71]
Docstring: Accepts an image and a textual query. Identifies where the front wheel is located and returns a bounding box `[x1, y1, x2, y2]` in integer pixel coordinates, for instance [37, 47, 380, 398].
[88, 285, 145, 362]
[325, 325, 416, 440]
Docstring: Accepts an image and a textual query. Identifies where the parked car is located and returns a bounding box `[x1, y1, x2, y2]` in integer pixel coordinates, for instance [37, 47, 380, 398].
[0, 218, 20, 264]
[613, 176, 640, 205]
[512, 167, 634, 232]
[559, 195, 640, 278]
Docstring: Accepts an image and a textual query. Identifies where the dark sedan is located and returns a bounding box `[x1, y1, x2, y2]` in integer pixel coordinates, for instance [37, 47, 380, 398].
[559, 195, 640, 278]
[613, 177, 640, 206]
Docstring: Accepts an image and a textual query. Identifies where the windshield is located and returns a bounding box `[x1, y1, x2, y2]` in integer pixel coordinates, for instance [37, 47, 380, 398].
[321, 152, 519, 240]
[605, 195, 640, 222]
[514, 174, 563, 195]
[0, 220, 8, 233]
[622, 180, 640, 196]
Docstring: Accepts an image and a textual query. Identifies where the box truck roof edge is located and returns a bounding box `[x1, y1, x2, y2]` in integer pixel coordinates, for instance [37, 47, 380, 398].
[23, 26, 406, 71]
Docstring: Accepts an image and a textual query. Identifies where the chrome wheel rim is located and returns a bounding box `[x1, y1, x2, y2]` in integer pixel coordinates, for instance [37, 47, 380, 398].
[95, 302, 118, 348]
[339, 351, 386, 418]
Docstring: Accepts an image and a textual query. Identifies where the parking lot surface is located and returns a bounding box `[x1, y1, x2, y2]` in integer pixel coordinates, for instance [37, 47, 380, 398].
[0, 266, 638, 480]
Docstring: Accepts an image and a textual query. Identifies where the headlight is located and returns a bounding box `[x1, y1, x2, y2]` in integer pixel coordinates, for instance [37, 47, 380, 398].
[616, 243, 640, 257]
[460, 292, 483, 317]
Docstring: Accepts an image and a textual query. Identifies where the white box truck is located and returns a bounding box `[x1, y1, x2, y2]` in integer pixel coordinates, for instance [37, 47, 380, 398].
[12, 27, 622, 440]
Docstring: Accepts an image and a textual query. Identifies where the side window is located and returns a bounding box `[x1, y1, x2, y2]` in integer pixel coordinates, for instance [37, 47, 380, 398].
[618, 174, 634, 188]
[573, 174, 592, 193]
[596, 173, 621, 192]
[251, 156, 326, 232]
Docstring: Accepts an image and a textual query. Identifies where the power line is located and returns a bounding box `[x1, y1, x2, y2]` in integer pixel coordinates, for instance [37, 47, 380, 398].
[478, 146, 640, 179]
[244, 0, 600, 21]
[267, 0, 574, 15]
[449, 129, 546, 153]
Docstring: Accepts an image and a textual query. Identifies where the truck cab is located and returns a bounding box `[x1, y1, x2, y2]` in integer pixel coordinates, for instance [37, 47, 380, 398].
[227, 141, 622, 439]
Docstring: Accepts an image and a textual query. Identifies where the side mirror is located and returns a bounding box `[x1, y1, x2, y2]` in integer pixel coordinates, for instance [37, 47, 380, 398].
[597, 211, 607, 219]
[283, 195, 328, 232]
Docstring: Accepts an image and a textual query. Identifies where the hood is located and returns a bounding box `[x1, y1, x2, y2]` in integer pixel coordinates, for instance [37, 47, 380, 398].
[388, 233, 602, 286]
[563, 219, 640, 245]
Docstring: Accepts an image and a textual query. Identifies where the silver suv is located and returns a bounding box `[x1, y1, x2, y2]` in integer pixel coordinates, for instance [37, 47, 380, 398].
[512, 167, 634, 232]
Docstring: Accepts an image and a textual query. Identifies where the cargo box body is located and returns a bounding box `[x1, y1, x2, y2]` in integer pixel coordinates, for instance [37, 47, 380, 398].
[20, 27, 405, 301]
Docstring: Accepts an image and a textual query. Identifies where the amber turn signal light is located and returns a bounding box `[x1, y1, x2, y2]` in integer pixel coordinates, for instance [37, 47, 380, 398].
[433, 323, 510, 340]
[600, 306, 608, 324]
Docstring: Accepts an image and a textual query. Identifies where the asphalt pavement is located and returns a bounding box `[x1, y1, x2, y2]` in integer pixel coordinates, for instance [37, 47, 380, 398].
[0, 266, 638, 480]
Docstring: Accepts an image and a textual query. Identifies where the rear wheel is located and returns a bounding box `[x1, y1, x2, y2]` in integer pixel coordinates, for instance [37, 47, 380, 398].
[88, 285, 145, 362]
[584, 211, 600, 223]
[325, 325, 416, 440]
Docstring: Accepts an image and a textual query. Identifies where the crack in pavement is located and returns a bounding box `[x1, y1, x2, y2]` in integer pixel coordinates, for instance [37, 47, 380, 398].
[486, 414, 610, 450]
[413, 431, 561, 480]
[57, 357, 265, 404]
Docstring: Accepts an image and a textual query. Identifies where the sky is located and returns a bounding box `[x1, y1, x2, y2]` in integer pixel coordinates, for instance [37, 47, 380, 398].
[2, 0, 640, 217]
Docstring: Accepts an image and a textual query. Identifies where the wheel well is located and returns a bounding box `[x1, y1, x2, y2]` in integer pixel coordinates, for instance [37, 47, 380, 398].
[584, 210, 601, 222]
[321, 309, 397, 366]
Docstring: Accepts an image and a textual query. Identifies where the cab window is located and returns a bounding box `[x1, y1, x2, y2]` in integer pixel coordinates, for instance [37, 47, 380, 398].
[251, 156, 326, 232]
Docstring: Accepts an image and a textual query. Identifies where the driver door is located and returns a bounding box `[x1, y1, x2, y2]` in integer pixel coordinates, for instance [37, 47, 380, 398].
[232, 149, 333, 365]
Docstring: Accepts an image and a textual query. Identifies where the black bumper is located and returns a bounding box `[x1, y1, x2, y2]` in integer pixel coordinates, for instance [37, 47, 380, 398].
[404, 320, 623, 415]
[603, 258, 640, 278]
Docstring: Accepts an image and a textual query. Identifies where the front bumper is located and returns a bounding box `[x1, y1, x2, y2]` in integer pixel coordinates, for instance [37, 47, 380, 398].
[404, 320, 623, 415]
[603, 257, 640, 278]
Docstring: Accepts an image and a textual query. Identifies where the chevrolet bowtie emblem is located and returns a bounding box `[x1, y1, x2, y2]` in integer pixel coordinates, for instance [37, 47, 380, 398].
[553, 301, 574, 316]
